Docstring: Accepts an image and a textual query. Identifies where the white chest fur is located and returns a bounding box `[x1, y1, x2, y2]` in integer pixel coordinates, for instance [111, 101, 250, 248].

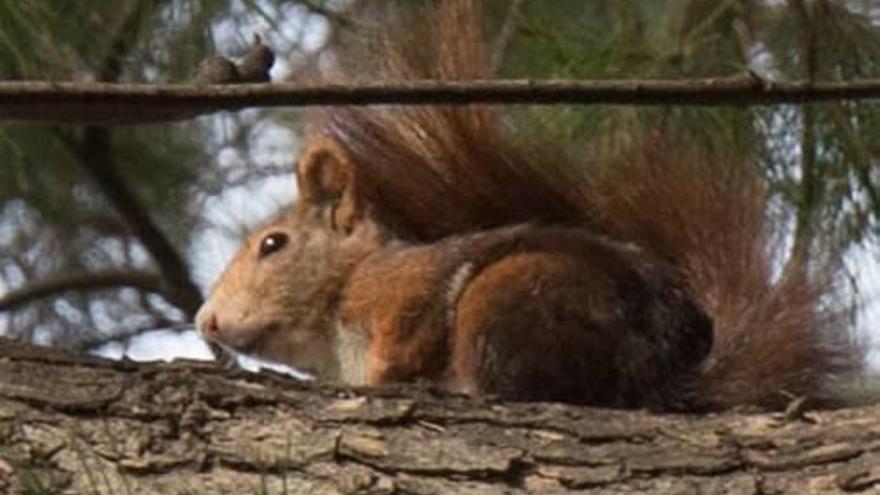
[334, 321, 370, 386]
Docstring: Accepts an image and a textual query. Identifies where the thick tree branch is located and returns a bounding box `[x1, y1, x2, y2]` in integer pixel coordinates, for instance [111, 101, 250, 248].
[0, 338, 878, 493]
[0, 269, 165, 312]
[3, 76, 880, 125]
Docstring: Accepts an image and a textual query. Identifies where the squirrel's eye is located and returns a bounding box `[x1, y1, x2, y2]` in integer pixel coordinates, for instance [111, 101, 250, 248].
[258, 232, 288, 258]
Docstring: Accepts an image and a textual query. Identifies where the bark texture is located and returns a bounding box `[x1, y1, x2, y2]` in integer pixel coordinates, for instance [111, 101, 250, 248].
[0, 338, 878, 494]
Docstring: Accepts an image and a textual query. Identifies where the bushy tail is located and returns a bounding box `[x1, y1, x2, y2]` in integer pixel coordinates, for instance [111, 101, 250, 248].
[589, 140, 861, 409]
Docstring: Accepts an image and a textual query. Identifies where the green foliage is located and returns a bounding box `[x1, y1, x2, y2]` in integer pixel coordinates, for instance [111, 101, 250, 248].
[496, 0, 880, 255]
[494, 0, 759, 164]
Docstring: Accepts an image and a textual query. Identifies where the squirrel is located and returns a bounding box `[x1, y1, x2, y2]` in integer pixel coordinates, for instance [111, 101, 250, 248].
[195, 0, 862, 411]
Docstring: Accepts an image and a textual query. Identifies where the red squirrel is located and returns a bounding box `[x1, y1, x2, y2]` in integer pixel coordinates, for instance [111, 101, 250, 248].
[195, 0, 862, 411]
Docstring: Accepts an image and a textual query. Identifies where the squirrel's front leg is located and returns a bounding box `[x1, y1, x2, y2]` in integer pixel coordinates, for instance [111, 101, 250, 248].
[340, 244, 458, 387]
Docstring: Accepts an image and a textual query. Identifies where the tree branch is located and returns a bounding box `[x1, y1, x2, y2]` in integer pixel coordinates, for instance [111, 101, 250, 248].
[491, 0, 526, 73]
[0, 338, 878, 493]
[788, 0, 822, 269]
[286, 0, 352, 27]
[56, 128, 204, 319]
[3, 76, 880, 125]
[0, 269, 165, 312]
[73, 321, 195, 353]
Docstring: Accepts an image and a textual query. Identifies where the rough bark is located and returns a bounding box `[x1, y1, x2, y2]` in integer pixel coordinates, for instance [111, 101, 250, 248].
[0, 338, 878, 495]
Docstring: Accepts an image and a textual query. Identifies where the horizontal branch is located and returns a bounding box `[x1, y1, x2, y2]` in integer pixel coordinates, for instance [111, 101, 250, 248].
[2, 75, 880, 125]
[0, 269, 165, 312]
[1, 339, 879, 493]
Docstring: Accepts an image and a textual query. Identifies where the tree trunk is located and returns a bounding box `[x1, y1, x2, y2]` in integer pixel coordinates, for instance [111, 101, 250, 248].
[0, 338, 877, 494]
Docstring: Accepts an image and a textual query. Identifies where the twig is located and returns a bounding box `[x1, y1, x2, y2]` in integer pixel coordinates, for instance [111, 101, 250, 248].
[0, 269, 166, 312]
[74, 321, 196, 353]
[491, 0, 526, 73]
[788, 0, 821, 271]
[55, 128, 204, 318]
[3, 75, 880, 125]
[294, 0, 352, 27]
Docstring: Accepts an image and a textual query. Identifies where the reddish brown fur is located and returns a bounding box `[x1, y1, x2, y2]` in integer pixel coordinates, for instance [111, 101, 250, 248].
[587, 142, 859, 408]
[313, 1, 586, 241]
[338, 225, 711, 409]
[197, 0, 862, 410]
[341, 243, 455, 385]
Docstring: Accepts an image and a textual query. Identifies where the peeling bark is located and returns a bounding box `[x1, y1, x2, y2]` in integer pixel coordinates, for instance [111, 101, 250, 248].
[0, 338, 878, 494]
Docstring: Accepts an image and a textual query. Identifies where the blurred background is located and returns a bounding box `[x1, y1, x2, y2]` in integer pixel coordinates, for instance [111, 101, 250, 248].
[0, 0, 877, 371]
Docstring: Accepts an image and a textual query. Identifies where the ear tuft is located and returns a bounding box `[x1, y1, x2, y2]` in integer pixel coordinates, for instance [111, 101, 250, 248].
[297, 138, 354, 204]
[296, 138, 363, 233]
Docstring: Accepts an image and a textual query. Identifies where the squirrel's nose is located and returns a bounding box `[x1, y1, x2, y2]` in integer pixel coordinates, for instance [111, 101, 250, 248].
[197, 310, 221, 340]
[206, 314, 220, 336]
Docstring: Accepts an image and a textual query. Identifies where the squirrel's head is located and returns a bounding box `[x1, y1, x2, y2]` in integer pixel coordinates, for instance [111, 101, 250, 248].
[195, 138, 384, 377]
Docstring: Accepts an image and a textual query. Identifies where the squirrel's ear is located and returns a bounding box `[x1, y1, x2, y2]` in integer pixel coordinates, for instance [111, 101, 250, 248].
[296, 138, 362, 232]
